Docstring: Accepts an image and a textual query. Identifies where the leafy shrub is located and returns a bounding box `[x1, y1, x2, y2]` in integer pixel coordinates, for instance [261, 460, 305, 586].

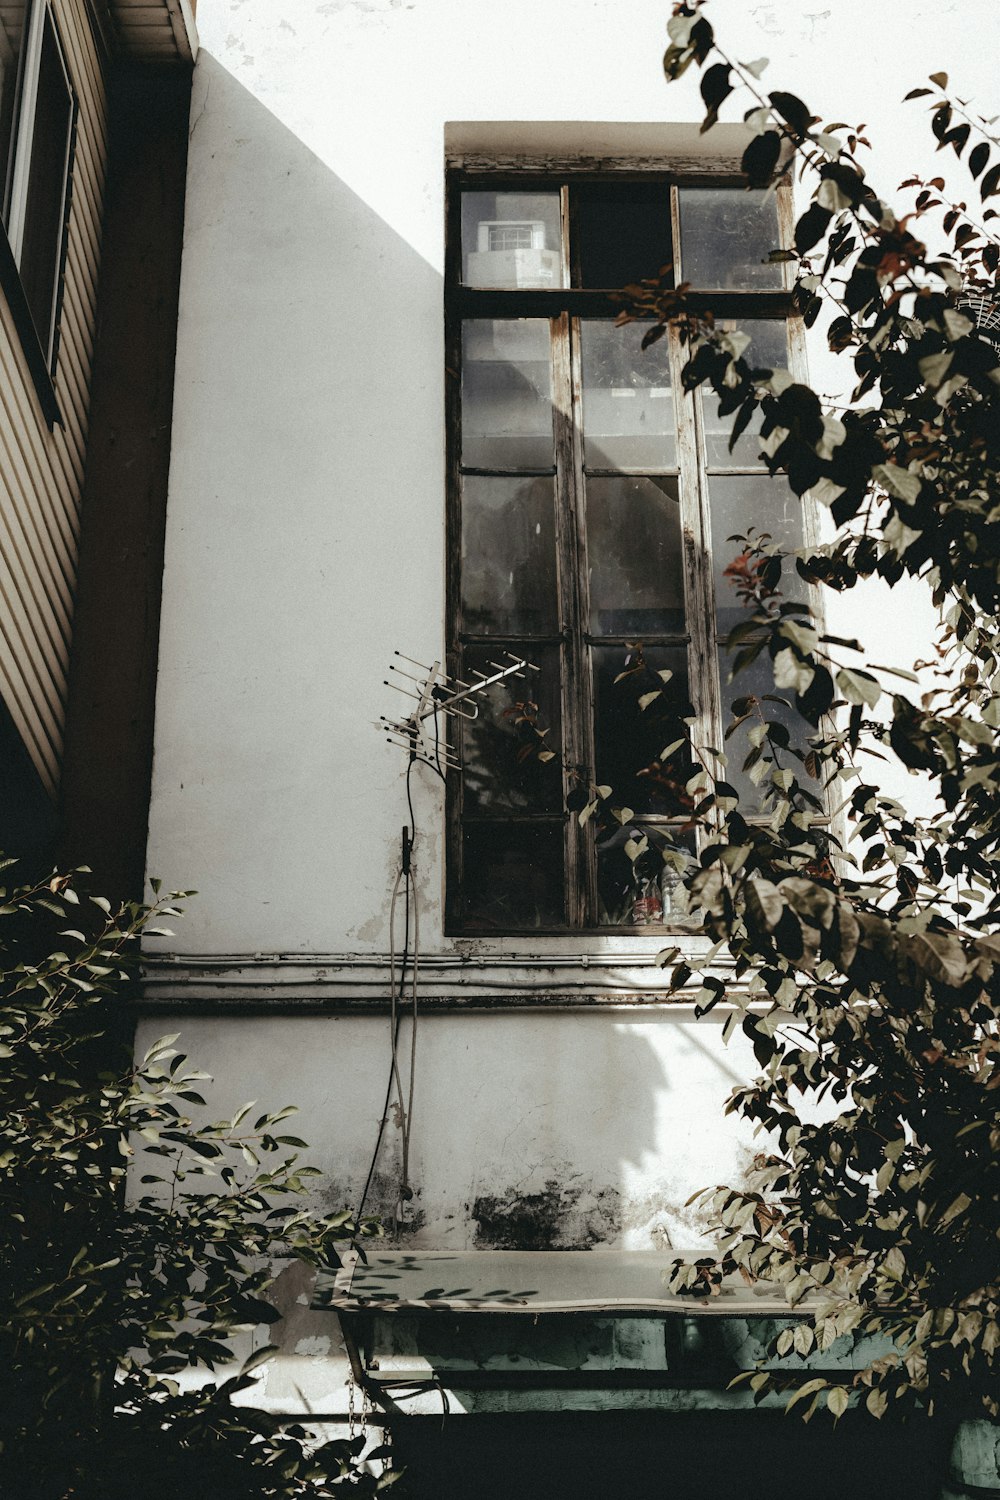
[0, 862, 390, 1496]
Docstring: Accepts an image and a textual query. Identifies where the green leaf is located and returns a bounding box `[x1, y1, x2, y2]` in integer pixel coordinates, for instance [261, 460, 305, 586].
[773, 648, 815, 695]
[883, 1247, 905, 1282]
[769, 90, 813, 138]
[980, 162, 1000, 200]
[875, 462, 923, 504]
[968, 141, 990, 181]
[917, 350, 953, 388]
[795, 201, 833, 254]
[742, 130, 782, 188]
[241, 1343, 280, 1375]
[836, 667, 880, 708]
[700, 62, 733, 132]
[786, 1378, 828, 1413]
[907, 931, 968, 987]
[827, 1386, 850, 1419]
[866, 1388, 888, 1419]
[939, 1192, 972, 1228]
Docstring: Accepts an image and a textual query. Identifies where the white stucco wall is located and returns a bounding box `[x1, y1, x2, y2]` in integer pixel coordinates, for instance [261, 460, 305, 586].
[141, 0, 999, 1411]
[150, 0, 997, 947]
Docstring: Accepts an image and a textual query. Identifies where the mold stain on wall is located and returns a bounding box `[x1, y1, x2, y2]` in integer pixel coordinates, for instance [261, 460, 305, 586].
[471, 1180, 622, 1251]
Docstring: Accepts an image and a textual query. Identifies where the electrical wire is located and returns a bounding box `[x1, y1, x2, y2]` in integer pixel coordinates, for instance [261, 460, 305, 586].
[395, 756, 418, 1226]
[401, 866, 418, 1205]
[355, 753, 421, 1234]
[358, 864, 407, 1224]
[347, 694, 455, 1430]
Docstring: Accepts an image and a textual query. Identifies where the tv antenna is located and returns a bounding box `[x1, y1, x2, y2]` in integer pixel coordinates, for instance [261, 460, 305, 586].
[380, 650, 539, 771]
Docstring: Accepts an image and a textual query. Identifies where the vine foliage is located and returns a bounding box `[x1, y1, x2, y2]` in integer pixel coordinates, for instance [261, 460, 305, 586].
[618, 1, 1000, 1423]
[0, 864, 390, 1496]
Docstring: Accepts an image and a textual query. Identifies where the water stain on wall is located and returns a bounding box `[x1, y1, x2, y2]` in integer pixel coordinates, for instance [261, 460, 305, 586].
[321, 1172, 426, 1239]
[471, 1180, 621, 1250]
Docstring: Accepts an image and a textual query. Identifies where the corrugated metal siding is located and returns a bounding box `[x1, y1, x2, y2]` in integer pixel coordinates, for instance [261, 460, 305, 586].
[0, 0, 107, 797]
[108, 0, 197, 63]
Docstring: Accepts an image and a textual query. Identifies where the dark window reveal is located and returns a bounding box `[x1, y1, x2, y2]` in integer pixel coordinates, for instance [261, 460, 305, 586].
[18, 6, 73, 356]
[1, 0, 76, 395]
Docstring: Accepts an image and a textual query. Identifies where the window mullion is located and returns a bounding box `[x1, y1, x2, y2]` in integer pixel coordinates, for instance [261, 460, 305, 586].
[668, 184, 722, 827]
[551, 310, 592, 927]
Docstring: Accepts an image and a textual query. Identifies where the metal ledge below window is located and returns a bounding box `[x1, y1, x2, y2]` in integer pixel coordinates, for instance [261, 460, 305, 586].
[312, 1249, 892, 1418]
[314, 1248, 806, 1319]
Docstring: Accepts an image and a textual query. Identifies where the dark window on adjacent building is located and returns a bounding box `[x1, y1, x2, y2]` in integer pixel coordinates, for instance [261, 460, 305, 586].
[446, 169, 811, 934]
[1, 0, 75, 390]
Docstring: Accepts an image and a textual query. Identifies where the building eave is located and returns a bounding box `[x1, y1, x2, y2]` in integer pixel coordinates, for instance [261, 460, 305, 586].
[90, 0, 199, 68]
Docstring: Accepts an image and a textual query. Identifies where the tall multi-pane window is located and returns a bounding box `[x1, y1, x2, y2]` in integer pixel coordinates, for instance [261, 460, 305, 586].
[446, 171, 810, 934]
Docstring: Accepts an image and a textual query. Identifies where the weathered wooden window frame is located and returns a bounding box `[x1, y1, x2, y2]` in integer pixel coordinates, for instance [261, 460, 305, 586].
[445, 163, 814, 936]
[0, 0, 77, 425]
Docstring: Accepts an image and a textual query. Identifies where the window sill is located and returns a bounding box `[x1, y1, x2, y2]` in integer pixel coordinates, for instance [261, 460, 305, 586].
[0, 225, 62, 430]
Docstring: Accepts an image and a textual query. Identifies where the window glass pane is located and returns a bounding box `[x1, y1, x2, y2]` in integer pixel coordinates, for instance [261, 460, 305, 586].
[581, 320, 676, 469]
[592, 644, 693, 817]
[461, 475, 557, 635]
[596, 824, 696, 927]
[461, 191, 565, 288]
[586, 475, 684, 636]
[20, 10, 72, 357]
[702, 319, 789, 466]
[0, 5, 26, 218]
[679, 188, 784, 290]
[718, 646, 810, 814]
[461, 644, 562, 814]
[573, 181, 672, 289]
[461, 822, 565, 929]
[710, 474, 807, 636]
[462, 320, 553, 469]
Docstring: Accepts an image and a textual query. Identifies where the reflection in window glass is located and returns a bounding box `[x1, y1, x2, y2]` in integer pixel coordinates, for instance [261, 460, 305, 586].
[710, 474, 807, 634]
[0, 5, 26, 219]
[573, 181, 672, 289]
[680, 188, 784, 290]
[718, 646, 810, 814]
[461, 644, 562, 815]
[461, 822, 565, 929]
[581, 320, 675, 470]
[461, 191, 565, 287]
[462, 320, 553, 469]
[592, 644, 693, 817]
[461, 475, 557, 635]
[586, 476, 685, 636]
[702, 319, 789, 466]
